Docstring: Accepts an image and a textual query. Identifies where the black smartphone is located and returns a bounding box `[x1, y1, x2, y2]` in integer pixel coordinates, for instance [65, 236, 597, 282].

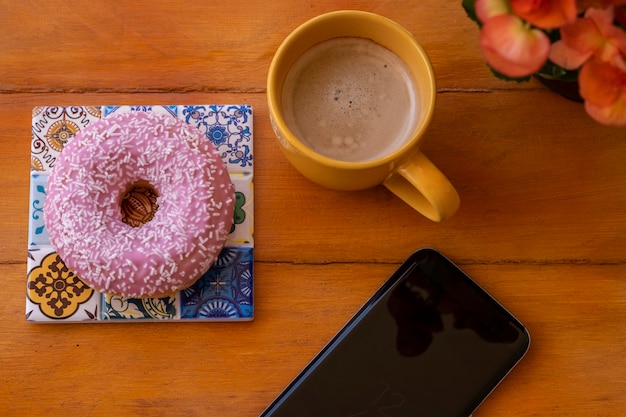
[259, 248, 530, 417]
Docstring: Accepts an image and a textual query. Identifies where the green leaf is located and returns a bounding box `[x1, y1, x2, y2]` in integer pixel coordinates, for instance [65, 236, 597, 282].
[537, 61, 579, 82]
[489, 66, 531, 83]
[462, 0, 481, 25]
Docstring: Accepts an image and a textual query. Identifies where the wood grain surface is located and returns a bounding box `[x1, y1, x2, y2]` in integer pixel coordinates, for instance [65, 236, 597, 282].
[1, 1, 625, 416]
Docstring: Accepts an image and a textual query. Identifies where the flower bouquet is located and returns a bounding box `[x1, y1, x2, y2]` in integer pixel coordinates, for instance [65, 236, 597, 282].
[462, 0, 626, 126]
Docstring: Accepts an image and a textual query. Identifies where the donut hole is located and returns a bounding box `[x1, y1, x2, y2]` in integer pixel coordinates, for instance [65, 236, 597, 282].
[120, 181, 160, 228]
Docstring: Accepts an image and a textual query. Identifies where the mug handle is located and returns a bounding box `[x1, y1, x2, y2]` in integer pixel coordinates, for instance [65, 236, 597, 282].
[383, 152, 460, 222]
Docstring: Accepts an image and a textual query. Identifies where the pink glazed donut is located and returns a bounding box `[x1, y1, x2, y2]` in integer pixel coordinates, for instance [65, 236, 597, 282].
[44, 111, 235, 298]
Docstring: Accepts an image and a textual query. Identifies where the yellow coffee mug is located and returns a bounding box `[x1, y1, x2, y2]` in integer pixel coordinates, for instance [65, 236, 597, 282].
[267, 10, 459, 222]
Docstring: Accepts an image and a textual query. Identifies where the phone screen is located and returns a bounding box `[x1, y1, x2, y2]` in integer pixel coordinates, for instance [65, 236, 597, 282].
[260, 248, 530, 417]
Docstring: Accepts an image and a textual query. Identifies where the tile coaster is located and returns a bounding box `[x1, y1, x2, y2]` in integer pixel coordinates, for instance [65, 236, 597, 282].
[27, 105, 254, 323]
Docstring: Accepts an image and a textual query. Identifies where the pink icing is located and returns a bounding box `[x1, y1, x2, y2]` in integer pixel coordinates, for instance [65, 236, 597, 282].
[44, 111, 235, 298]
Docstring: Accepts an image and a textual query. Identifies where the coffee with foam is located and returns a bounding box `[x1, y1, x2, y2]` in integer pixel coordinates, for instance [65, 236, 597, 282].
[282, 37, 419, 162]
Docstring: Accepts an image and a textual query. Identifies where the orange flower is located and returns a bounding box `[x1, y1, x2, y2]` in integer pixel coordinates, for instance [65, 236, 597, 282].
[464, 0, 626, 126]
[511, 0, 578, 28]
[549, 6, 626, 70]
[579, 59, 626, 126]
[480, 13, 551, 77]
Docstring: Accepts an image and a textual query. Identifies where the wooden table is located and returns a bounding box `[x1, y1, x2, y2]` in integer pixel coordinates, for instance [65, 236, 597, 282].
[2, 1, 625, 416]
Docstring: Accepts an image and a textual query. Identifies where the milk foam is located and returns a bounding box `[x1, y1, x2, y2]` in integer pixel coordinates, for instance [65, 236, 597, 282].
[282, 37, 419, 162]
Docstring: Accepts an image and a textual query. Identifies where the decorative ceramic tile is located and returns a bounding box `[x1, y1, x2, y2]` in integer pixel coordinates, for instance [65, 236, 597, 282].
[180, 246, 254, 320]
[100, 246, 254, 321]
[100, 104, 254, 174]
[26, 245, 100, 322]
[102, 293, 180, 321]
[102, 105, 179, 118]
[27, 105, 254, 323]
[31, 106, 102, 174]
[228, 172, 254, 246]
[179, 105, 254, 174]
[27, 174, 49, 245]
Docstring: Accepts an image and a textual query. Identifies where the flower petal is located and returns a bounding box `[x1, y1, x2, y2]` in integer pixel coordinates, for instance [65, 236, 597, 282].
[549, 40, 593, 69]
[511, 0, 577, 29]
[579, 59, 626, 106]
[551, 7, 626, 71]
[587, 6, 626, 52]
[480, 14, 551, 77]
[475, 0, 511, 22]
[559, 17, 604, 54]
[585, 5, 615, 30]
[586, 7, 626, 68]
[585, 98, 626, 126]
